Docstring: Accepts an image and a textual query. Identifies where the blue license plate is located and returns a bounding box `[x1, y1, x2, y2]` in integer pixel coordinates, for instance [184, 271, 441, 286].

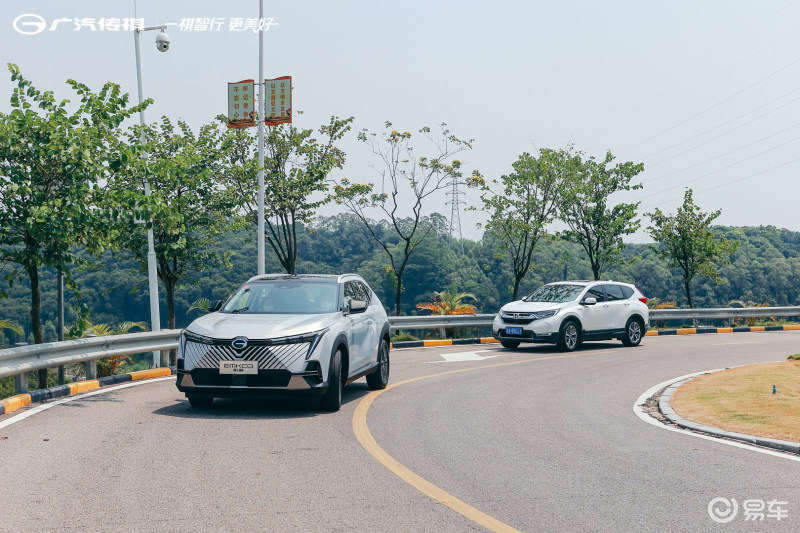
[505, 327, 522, 335]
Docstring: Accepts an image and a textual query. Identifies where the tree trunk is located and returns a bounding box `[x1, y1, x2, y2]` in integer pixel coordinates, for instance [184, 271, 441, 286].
[394, 272, 403, 316]
[684, 279, 694, 309]
[25, 262, 47, 388]
[165, 276, 177, 366]
[512, 275, 522, 301]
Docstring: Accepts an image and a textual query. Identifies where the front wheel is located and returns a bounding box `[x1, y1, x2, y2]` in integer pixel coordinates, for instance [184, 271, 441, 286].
[622, 318, 644, 347]
[320, 349, 343, 412]
[556, 321, 580, 352]
[366, 339, 390, 390]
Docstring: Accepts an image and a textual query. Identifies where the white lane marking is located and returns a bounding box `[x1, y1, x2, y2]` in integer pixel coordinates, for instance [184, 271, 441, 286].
[429, 350, 500, 363]
[712, 341, 760, 346]
[633, 372, 800, 462]
[0, 376, 176, 430]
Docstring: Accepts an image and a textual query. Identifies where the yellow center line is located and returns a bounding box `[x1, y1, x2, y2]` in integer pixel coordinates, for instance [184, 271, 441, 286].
[352, 350, 601, 533]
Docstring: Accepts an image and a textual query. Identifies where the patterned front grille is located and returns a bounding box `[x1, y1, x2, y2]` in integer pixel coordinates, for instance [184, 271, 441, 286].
[183, 340, 311, 371]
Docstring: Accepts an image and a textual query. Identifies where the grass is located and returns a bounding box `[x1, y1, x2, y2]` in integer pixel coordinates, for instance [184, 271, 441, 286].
[671, 360, 800, 443]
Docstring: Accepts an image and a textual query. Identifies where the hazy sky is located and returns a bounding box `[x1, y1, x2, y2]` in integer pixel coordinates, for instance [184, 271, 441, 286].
[3, 1, 800, 243]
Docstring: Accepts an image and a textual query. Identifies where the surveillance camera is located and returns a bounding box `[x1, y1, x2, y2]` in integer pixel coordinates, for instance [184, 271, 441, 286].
[155, 30, 170, 52]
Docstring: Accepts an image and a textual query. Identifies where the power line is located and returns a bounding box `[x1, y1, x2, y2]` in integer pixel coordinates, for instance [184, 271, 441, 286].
[639, 132, 800, 201]
[617, 54, 800, 155]
[577, 0, 799, 140]
[640, 156, 800, 211]
[637, 88, 800, 168]
[640, 119, 800, 186]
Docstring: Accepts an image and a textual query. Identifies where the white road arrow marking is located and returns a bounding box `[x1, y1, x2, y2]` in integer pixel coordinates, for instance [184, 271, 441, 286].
[430, 350, 501, 363]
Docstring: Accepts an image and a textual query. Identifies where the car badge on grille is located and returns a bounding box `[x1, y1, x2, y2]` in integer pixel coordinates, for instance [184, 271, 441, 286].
[513, 313, 521, 319]
[231, 336, 249, 352]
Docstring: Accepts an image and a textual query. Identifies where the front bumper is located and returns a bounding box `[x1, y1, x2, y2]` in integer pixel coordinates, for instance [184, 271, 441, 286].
[493, 314, 560, 344]
[175, 362, 329, 398]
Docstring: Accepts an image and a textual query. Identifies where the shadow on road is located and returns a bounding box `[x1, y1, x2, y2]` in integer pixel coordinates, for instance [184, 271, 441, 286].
[495, 341, 624, 354]
[151, 382, 373, 420]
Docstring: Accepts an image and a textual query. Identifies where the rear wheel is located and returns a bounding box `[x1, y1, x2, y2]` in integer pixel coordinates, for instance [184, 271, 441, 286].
[320, 349, 343, 412]
[622, 318, 644, 347]
[366, 339, 390, 390]
[556, 320, 580, 352]
[500, 340, 521, 349]
[187, 395, 212, 408]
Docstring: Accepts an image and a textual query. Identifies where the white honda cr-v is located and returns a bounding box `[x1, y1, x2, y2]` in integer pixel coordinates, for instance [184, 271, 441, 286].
[493, 280, 649, 351]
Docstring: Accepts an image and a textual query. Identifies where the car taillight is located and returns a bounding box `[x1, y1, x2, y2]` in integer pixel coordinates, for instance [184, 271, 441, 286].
[635, 286, 647, 304]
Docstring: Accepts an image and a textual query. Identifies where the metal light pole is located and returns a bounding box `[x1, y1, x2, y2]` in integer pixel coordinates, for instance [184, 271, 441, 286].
[134, 25, 169, 367]
[257, 0, 266, 276]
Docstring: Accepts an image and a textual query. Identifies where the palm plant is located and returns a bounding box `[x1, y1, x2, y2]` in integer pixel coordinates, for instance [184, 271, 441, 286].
[416, 290, 478, 315]
[0, 319, 23, 336]
[67, 320, 148, 377]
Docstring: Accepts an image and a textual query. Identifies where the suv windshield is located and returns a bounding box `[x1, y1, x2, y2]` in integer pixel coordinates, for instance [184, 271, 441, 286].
[221, 280, 340, 314]
[523, 284, 584, 303]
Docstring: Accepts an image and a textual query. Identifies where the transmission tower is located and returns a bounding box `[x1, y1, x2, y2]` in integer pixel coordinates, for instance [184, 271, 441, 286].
[446, 174, 466, 254]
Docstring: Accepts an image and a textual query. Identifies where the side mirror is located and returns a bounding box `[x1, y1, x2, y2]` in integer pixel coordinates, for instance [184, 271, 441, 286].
[347, 299, 367, 314]
[582, 297, 597, 306]
[208, 300, 224, 313]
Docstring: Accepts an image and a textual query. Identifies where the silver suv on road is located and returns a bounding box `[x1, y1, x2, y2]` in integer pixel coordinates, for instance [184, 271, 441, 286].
[176, 273, 391, 411]
[493, 280, 649, 351]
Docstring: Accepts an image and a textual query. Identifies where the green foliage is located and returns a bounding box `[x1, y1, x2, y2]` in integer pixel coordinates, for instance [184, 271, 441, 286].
[109, 117, 246, 329]
[647, 189, 739, 308]
[558, 149, 644, 280]
[220, 114, 354, 274]
[0, 64, 145, 346]
[471, 148, 569, 300]
[333, 122, 481, 315]
[0, 319, 23, 336]
[187, 298, 211, 316]
[416, 289, 477, 315]
[390, 331, 420, 342]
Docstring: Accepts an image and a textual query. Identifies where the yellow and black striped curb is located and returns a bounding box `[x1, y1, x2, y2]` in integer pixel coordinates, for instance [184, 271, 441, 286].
[391, 324, 800, 349]
[0, 367, 174, 417]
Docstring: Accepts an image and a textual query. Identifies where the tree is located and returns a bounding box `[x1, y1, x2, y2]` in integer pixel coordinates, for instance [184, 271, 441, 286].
[333, 122, 481, 315]
[0, 64, 143, 386]
[646, 189, 739, 308]
[0, 319, 23, 336]
[111, 118, 245, 336]
[221, 115, 353, 274]
[470, 149, 568, 300]
[558, 149, 644, 280]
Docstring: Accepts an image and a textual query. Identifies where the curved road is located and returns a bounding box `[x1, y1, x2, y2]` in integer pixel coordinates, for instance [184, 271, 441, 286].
[1, 332, 799, 532]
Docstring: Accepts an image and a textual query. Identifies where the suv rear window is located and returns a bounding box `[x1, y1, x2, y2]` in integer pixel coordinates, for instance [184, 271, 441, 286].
[604, 284, 625, 301]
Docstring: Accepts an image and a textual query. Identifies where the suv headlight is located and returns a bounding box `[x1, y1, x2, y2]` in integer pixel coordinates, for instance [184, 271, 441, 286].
[534, 310, 558, 319]
[305, 328, 329, 359]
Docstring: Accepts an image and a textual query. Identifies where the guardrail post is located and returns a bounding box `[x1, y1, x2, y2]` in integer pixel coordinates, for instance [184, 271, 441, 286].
[439, 327, 446, 338]
[14, 373, 28, 394]
[86, 360, 97, 380]
[85, 334, 97, 380]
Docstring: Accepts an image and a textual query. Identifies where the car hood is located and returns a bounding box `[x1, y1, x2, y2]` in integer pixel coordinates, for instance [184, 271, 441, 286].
[501, 301, 564, 313]
[186, 312, 338, 340]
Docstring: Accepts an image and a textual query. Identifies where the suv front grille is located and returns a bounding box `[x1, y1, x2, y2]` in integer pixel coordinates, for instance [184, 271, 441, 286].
[183, 339, 311, 371]
[500, 313, 537, 325]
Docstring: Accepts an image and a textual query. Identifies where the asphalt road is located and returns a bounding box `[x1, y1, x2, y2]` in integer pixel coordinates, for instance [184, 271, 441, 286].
[1, 332, 799, 532]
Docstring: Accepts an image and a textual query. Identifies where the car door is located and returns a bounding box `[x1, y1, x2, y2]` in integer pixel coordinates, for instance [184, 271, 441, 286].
[356, 281, 380, 369]
[602, 284, 630, 332]
[343, 281, 370, 373]
[579, 285, 607, 333]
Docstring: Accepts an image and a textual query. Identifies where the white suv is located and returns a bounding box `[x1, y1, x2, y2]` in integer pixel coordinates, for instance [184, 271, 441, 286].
[176, 274, 390, 411]
[493, 281, 649, 351]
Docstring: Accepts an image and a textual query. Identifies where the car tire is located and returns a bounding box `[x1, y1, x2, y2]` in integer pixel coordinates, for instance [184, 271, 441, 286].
[320, 348, 343, 412]
[556, 320, 580, 352]
[500, 340, 521, 349]
[622, 317, 644, 347]
[187, 395, 213, 408]
[366, 339, 390, 390]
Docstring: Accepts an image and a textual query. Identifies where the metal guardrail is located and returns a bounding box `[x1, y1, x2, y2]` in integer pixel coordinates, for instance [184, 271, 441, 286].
[2, 306, 799, 393]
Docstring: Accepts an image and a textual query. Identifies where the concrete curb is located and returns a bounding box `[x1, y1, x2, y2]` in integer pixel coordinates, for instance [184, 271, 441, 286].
[0, 367, 175, 417]
[391, 323, 800, 349]
[658, 372, 800, 455]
